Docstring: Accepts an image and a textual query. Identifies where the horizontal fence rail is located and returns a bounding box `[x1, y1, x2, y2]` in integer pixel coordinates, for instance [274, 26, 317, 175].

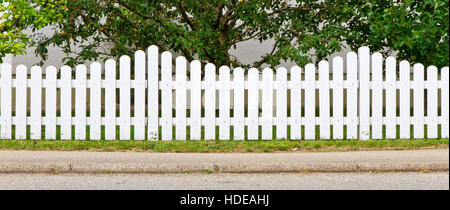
[0, 46, 449, 141]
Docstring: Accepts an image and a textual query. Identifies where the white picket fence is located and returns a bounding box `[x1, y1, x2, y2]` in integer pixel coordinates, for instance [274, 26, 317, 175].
[0, 46, 449, 141]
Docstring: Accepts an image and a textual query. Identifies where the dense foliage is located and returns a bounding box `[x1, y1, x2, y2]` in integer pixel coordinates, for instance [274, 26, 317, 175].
[0, 0, 64, 60]
[1, 0, 448, 69]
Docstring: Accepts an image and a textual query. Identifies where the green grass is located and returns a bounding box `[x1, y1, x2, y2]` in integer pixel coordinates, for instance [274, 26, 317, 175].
[0, 139, 447, 153]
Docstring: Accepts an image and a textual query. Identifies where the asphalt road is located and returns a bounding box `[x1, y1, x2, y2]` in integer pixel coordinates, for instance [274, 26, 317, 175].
[0, 172, 448, 190]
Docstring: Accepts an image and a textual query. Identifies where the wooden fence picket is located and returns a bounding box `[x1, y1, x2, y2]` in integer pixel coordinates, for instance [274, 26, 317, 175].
[247, 68, 259, 140]
[290, 66, 302, 140]
[30, 66, 42, 140]
[105, 59, 116, 140]
[219, 66, 231, 140]
[89, 62, 102, 140]
[385, 57, 397, 139]
[359, 47, 370, 140]
[233, 68, 245, 140]
[75, 65, 87, 140]
[262, 68, 273, 140]
[347, 52, 359, 139]
[161, 52, 173, 141]
[60, 66, 72, 140]
[319, 61, 330, 139]
[175, 56, 187, 140]
[0, 63, 12, 139]
[45, 66, 57, 140]
[148, 46, 159, 141]
[441, 67, 449, 139]
[119, 56, 131, 140]
[304, 64, 316, 140]
[413, 64, 425, 139]
[427, 66, 438, 139]
[15, 65, 27, 139]
[372, 53, 383, 139]
[333, 57, 344, 139]
[190, 60, 202, 140]
[204, 63, 216, 140]
[399, 61, 411, 139]
[134, 51, 146, 140]
[276, 67, 287, 140]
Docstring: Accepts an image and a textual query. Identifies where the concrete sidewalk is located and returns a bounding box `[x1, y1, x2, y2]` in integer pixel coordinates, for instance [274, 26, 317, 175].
[0, 149, 448, 174]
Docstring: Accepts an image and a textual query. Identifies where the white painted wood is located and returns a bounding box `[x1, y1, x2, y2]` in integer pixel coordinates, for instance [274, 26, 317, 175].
[134, 50, 146, 140]
[276, 67, 287, 140]
[346, 52, 359, 139]
[262, 68, 273, 140]
[89, 62, 102, 140]
[248, 68, 259, 140]
[190, 60, 202, 140]
[399, 61, 411, 139]
[290, 66, 302, 140]
[427, 66, 438, 139]
[0, 63, 12, 139]
[175, 56, 187, 140]
[332, 57, 344, 139]
[219, 66, 231, 140]
[305, 64, 316, 140]
[233, 67, 245, 140]
[385, 57, 397, 139]
[14, 65, 27, 139]
[204, 63, 216, 140]
[319, 61, 330, 139]
[161, 52, 173, 141]
[372, 53, 383, 139]
[60, 66, 72, 140]
[119, 56, 131, 140]
[358, 47, 370, 140]
[75, 65, 87, 140]
[148, 45, 159, 141]
[105, 59, 116, 140]
[45, 66, 57, 140]
[413, 64, 425, 139]
[441, 67, 449, 138]
[30, 66, 42, 140]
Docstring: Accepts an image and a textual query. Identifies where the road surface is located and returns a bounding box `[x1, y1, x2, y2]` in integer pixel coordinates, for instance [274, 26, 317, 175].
[0, 172, 448, 190]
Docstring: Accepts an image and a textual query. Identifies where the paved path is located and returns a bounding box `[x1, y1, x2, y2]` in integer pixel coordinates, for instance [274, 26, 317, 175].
[0, 149, 448, 173]
[0, 172, 448, 190]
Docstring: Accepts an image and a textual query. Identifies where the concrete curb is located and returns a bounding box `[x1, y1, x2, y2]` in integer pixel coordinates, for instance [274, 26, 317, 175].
[0, 149, 448, 174]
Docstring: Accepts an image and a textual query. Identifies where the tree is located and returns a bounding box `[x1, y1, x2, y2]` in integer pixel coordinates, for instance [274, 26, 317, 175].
[1, 0, 448, 69]
[5, 0, 356, 68]
[345, 0, 449, 68]
[0, 0, 65, 61]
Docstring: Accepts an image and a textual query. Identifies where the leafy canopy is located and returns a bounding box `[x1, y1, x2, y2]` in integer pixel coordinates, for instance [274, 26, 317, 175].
[1, 0, 449, 69]
[0, 0, 65, 60]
